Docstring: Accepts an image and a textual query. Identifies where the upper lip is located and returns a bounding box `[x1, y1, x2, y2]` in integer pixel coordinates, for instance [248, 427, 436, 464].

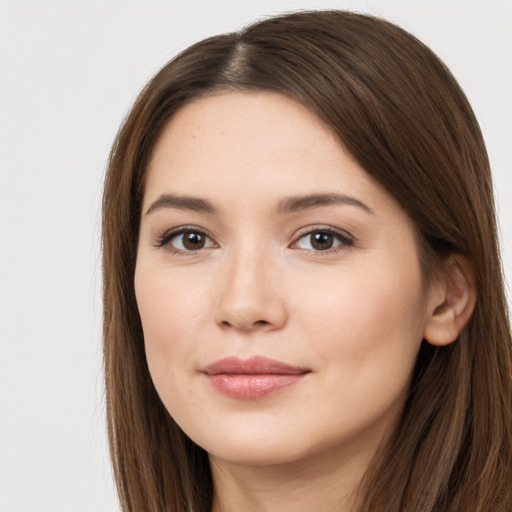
[201, 356, 310, 375]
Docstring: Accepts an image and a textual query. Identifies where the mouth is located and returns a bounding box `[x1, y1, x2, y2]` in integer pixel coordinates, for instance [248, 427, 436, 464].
[200, 356, 311, 399]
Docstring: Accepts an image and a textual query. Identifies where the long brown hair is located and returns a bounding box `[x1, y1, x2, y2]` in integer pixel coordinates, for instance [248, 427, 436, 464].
[102, 10, 512, 511]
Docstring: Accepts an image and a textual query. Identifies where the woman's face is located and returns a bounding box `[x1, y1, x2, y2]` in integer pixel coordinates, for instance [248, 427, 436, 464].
[135, 92, 440, 468]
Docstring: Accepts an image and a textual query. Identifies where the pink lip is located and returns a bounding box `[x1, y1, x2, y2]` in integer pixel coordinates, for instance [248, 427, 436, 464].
[201, 356, 310, 399]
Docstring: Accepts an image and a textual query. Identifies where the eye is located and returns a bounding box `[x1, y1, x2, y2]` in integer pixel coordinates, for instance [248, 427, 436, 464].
[158, 228, 216, 252]
[293, 228, 353, 252]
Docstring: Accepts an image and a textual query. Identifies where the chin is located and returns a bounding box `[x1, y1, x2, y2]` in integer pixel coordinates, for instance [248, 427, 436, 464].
[207, 440, 311, 468]
[186, 420, 312, 467]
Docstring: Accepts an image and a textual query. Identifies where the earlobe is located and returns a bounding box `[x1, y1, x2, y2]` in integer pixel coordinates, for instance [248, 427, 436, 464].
[423, 255, 477, 347]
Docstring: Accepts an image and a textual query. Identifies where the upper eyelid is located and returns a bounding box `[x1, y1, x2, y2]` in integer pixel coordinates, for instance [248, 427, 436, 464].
[292, 224, 355, 241]
[161, 225, 212, 238]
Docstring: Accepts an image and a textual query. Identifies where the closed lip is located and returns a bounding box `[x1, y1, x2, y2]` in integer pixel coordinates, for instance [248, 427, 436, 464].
[200, 356, 310, 398]
[201, 355, 310, 375]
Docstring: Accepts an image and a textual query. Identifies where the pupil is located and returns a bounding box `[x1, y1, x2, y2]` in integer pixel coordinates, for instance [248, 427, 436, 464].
[183, 231, 205, 250]
[311, 232, 333, 250]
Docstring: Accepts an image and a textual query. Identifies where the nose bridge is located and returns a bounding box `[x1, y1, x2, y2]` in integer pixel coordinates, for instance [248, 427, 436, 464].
[214, 238, 286, 331]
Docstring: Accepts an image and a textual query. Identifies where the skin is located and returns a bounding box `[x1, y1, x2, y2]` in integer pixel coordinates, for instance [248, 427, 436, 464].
[134, 91, 447, 512]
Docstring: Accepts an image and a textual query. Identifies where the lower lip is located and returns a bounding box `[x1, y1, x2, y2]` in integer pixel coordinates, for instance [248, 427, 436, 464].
[206, 373, 307, 398]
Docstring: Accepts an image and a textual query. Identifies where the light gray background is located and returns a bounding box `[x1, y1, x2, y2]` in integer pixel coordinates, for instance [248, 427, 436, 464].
[0, 1, 510, 511]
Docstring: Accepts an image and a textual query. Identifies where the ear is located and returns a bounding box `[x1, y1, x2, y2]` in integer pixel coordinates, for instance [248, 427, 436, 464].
[423, 255, 477, 346]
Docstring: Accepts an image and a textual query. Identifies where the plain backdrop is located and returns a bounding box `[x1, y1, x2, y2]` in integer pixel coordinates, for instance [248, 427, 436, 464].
[0, 1, 510, 510]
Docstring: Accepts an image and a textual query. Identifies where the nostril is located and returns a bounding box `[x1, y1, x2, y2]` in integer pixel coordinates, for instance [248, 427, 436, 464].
[219, 318, 271, 330]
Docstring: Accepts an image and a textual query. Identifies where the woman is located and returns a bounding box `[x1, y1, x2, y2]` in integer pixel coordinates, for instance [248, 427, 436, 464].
[102, 10, 512, 512]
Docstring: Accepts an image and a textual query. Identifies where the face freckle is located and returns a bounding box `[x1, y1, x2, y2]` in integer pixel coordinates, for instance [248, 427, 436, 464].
[135, 91, 437, 471]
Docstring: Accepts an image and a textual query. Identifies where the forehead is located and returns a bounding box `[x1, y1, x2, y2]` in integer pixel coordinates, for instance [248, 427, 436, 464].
[148, 91, 343, 176]
[144, 91, 398, 218]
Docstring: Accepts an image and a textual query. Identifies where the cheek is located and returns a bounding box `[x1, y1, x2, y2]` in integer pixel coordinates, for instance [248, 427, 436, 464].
[134, 264, 210, 376]
[294, 266, 427, 440]
[295, 258, 427, 377]
[134, 264, 215, 430]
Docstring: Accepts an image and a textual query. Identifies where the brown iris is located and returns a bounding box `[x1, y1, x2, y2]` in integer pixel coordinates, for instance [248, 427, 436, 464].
[310, 231, 335, 250]
[182, 231, 206, 250]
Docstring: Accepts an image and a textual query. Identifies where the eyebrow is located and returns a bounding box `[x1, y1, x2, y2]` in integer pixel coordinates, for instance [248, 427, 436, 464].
[145, 192, 374, 216]
[278, 193, 374, 215]
[145, 194, 217, 215]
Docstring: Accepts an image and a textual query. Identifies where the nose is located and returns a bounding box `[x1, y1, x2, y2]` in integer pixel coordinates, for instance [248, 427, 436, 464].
[214, 247, 288, 332]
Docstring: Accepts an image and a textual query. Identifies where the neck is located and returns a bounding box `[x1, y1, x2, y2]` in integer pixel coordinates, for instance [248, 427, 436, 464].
[209, 442, 378, 512]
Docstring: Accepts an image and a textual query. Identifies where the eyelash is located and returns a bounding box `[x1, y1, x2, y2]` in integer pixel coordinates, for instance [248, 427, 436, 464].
[292, 226, 355, 255]
[155, 226, 216, 255]
[154, 225, 355, 255]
